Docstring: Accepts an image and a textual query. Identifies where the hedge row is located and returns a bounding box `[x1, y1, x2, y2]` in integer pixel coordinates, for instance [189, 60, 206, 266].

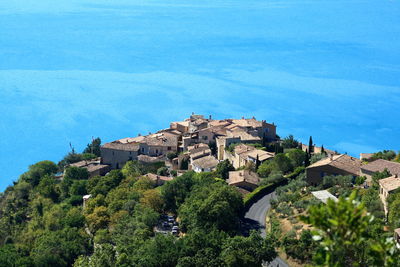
[243, 178, 288, 210]
[285, 166, 305, 179]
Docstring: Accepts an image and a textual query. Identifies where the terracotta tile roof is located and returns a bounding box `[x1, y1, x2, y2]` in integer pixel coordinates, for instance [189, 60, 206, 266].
[86, 164, 110, 173]
[190, 148, 212, 160]
[191, 155, 219, 169]
[231, 118, 263, 128]
[102, 141, 140, 151]
[307, 154, 361, 176]
[379, 176, 400, 192]
[208, 120, 232, 128]
[361, 159, 400, 176]
[234, 144, 256, 155]
[142, 132, 178, 147]
[228, 170, 260, 186]
[69, 158, 109, 174]
[144, 173, 173, 183]
[171, 121, 189, 127]
[245, 150, 275, 161]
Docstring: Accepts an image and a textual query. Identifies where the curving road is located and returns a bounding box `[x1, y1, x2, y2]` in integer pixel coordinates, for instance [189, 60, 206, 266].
[243, 192, 289, 267]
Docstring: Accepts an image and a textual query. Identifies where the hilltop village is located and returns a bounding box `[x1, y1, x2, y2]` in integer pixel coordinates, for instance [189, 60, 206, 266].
[2, 114, 400, 266]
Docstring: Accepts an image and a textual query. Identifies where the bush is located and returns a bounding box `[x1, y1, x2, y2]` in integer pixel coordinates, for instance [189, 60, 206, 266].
[166, 152, 178, 161]
[261, 171, 284, 185]
[355, 176, 367, 185]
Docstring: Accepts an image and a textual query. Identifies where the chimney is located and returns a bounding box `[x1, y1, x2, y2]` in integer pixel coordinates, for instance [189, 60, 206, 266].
[330, 154, 333, 160]
[209, 115, 212, 120]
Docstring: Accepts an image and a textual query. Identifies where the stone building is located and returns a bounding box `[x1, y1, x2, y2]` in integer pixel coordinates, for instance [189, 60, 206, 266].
[306, 154, 361, 185]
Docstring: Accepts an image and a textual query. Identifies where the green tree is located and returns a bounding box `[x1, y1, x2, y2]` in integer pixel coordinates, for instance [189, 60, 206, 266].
[388, 194, 400, 228]
[31, 227, 90, 267]
[308, 136, 314, 153]
[220, 231, 277, 267]
[140, 189, 164, 212]
[161, 171, 195, 212]
[166, 152, 178, 161]
[179, 183, 243, 232]
[64, 166, 90, 180]
[157, 166, 169, 176]
[83, 137, 102, 157]
[371, 169, 391, 189]
[215, 160, 235, 180]
[86, 206, 110, 233]
[282, 134, 299, 149]
[371, 150, 396, 161]
[274, 153, 293, 173]
[69, 180, 88, 196]
[286, 149, 306, 168]
[37, 175, 59, 201]
[20, 161, 58, 187]
[301, 191, 399, 266]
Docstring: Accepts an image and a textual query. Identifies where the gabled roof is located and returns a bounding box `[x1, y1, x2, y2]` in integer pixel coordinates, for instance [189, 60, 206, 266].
[191, 155, 219, 169]
[379, 176, 400, 192]
[234, 144, 256, 155]
[231, 118, 264, 128]
[102, 142, 140, 151]
[245, 149, 275, 161]
[190, 148, 212, 160]
[361, 159, 400, 176]
[228, 170, 260, 186]
[307, 154, 361, 176]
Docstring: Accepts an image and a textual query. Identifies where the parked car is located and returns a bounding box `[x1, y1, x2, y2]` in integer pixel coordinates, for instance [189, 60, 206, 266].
[167, 216, 174, 223]
[171, 229, 178, 236]
[172, 226, 179, 231]
[162, 222, 169, 228]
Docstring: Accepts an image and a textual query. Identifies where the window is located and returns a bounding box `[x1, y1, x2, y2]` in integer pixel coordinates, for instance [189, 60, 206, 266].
[320, 172, 325, 178]
[141, 147, 145, 153]
[129, 151, 132, 155]
[112, 151, 114, 156]
[168, 146, 171, 151]
[202, 136, 208, 140]
[129, 156, 133, 161]
[156, 149, 159, 154]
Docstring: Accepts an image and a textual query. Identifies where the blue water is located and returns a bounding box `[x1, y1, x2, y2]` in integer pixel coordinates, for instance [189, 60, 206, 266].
[1, 0, 400, 191]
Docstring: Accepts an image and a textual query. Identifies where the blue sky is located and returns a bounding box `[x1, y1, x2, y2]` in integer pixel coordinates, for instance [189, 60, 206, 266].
[0, 0, 399, 190]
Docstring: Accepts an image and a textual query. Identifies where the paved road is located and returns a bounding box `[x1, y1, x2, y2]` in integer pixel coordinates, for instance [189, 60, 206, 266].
[243, 192, 289, 267]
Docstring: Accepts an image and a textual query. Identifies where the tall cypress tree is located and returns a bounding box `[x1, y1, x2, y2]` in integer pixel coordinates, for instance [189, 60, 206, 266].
[309, 136, 314, 153]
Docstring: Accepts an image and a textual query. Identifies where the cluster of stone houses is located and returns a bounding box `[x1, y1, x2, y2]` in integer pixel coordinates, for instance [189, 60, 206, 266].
[99, 114, 277, 176]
